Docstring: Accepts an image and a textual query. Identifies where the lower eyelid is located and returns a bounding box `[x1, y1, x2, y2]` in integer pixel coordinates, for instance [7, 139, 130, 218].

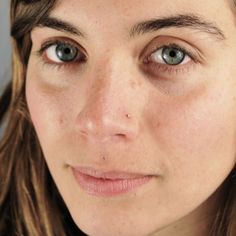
[144, 59, 196, 77]
[37, 51, 87, 73]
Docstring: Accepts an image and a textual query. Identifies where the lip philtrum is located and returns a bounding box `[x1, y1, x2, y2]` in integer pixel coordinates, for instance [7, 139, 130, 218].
[72, 166, 153, 197]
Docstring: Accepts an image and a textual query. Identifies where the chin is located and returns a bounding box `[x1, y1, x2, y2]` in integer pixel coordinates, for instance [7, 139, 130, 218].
[69, 206, 167, 236]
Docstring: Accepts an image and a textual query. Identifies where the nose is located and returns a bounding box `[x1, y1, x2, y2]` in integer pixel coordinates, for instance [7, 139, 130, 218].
[75, 57, 141, 143]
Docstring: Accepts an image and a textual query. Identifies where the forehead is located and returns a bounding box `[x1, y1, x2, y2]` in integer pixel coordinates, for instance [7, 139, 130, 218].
[49, 0, 234, 40]
[52, 0, 229, 21]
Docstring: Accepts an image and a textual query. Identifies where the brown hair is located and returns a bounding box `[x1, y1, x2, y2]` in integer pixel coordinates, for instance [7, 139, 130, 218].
[0, 1, 83, 235]
[0, 1, 236, 235]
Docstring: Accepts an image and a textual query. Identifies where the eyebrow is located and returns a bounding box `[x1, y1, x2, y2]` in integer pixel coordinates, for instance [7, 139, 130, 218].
[37, 14, 226, 41]
[37, 16, 86, 37]
[130, 14, 226, 40]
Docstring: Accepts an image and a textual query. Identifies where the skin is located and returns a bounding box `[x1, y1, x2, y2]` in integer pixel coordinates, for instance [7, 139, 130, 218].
[26, 0, 236, 235]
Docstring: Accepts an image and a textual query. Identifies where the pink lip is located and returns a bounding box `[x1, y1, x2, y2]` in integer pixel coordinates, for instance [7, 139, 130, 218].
[72, 166, 153, 197]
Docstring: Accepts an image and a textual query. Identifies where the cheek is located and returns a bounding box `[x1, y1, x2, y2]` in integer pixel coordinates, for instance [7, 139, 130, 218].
[147, 83, 236, 181]
[26, 76, 71, 152]
[27, 90, 54, 139]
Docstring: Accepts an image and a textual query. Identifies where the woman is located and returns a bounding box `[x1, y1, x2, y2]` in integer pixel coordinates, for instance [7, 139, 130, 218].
[1, 0, 236, 235]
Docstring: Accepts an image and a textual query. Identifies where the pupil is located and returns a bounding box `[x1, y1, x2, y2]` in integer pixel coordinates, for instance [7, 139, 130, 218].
[64, 48, 71, 54]
[169, 51, 176, 58]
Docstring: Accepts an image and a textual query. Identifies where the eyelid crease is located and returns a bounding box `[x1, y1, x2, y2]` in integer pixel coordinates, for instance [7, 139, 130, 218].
[144, 43, 201, 67]
[142, 43, 202, 77]
[140, 34, 207, 67]
[38, 37, 88, 58]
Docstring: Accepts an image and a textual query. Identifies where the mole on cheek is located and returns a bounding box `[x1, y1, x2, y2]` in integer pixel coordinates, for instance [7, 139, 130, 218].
[130, 79, 142, 89]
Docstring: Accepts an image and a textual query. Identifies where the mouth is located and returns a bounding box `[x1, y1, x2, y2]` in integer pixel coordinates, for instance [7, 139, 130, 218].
[71, 166, 154, 197]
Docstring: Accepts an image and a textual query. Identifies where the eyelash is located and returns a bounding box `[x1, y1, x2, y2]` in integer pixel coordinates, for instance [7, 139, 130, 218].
[37, 39, 87, 69]
[144, 43, 198, 76]
[36, 39, 199, 75]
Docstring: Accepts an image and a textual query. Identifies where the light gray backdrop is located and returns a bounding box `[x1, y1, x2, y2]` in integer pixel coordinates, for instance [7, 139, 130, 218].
[0, 0, 11, 94]
[0, 0, 11, 135]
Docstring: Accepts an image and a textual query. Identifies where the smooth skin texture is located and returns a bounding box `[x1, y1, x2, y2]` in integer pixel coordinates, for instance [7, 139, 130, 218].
[26, 0, 236, 235]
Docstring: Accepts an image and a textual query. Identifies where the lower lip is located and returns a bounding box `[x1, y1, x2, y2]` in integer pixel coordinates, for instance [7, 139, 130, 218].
[72, 169, 153, 197]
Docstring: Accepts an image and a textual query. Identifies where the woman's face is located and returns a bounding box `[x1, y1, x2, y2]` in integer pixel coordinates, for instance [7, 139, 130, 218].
[26, 0, 236, 235]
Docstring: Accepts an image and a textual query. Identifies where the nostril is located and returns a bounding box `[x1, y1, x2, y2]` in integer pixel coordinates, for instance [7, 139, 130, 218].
[116, 133, 126, 138]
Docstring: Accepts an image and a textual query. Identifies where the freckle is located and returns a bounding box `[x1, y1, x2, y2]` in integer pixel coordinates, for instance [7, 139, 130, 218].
[130, 79, 142, 89]
[102, 156, 106, 161]
[59, 117, 64, 125]
[155, 121, 161, 128]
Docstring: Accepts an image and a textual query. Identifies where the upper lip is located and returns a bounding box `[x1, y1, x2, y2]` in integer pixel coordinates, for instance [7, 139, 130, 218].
[72, 166, 151, 180]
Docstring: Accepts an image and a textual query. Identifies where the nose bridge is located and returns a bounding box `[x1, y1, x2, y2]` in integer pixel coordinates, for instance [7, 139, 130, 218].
[76, 52, 142, 142]
[96, 53, 134, 108]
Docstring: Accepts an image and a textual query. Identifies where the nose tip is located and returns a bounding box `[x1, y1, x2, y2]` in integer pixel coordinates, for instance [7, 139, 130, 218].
[76, 111, 138, 142]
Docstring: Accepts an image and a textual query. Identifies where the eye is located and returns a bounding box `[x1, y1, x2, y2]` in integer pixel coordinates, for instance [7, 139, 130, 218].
[150, 46, 191, 66]
[47, 43, 79, 63]
[38, 40, 86, 65]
